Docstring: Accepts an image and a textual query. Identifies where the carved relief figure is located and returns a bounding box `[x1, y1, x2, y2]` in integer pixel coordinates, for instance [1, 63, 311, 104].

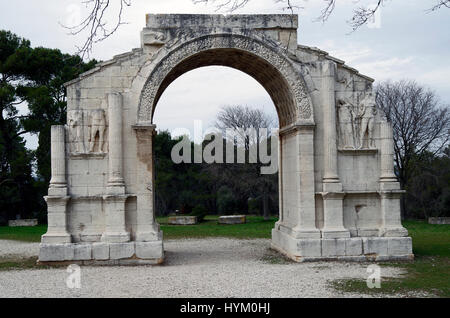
[88, 110, 106, 153]
[356, 93, 377, 149]
[67, 110, 85, 153]
[337, 99, 355, 149]
[146, 30, 166, 45]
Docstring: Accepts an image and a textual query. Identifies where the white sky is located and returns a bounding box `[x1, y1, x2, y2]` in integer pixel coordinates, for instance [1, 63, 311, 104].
[0, 0, 449, 149]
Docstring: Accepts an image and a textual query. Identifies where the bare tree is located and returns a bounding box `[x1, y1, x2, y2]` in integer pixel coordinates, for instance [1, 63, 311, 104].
[61, 0, 131, 58]
[215, 105, 275, 146]
[214, 105, 277, 220]
[375, 80, 450, 191]
[430, 0, 450, 11]
[66, 0, 449, 57]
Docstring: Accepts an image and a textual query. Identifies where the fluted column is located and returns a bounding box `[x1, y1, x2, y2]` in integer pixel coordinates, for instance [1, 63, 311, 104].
[102, 92, 130, 243]
[42, 125, 71, 243]
[378, 121, 408, 236]
[379, 121, 398, 182]
[107, 92, 125, 192]
[49, 125, 67, 195]
[320, 61, 349, 239]
[322, 61, 340, 184]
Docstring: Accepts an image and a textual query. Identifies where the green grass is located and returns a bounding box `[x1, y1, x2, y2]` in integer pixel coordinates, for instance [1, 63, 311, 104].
[0, 224, 46, 242]
[332, 220, 450, 298]
[0, 257, 40, 271]
[158, 215, 277, 239]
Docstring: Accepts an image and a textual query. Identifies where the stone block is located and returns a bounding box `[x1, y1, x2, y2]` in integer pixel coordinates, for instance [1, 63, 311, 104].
[135, 241, 164, 259]
[218, 215, 246, 225]
[39, 244, 66, 262]
[168, 216, 198, 225]
[428, 217, 450, 225]
[321, 239, 346, 257]
[8, 219, 38, 227]
[110, 242, 135, 260]
[92, 243, 110, 260]
[345, 238, 363, 256]
[297, 239, 322, 257]
[363, 238, 388, 256]
[74, 244, 92, 260]
[387, 237, 413, 255]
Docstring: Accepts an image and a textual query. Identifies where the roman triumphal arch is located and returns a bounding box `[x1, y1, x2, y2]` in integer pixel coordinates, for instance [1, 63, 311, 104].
[39, 14, 413, 264]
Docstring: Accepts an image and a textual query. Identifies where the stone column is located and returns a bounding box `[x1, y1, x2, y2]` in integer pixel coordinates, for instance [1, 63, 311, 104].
[322, 61, 340, 184]
[107, 93, 125, 192]
[379, 121, 398, 182]
[292, 125, 320, 239]
[276, 125, 320, 239]
[320, 61, 349, 238]
[42, 125, 71, 243]
[378, 121, 408, 236]
[102, 93, 130, 243]
[48, 125, 67, 196]
[133, 124, 162, 242]
[277, 131, 283, 224]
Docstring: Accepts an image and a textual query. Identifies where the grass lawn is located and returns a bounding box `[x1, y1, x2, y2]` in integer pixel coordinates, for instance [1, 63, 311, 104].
[158, 215, 277, 239]
[0, 224, 46, 242]
[332, 220, 450, 298]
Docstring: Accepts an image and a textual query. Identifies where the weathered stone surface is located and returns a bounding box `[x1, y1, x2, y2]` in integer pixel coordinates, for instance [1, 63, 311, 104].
[109, 242, 135, 260]
[8, 219, 38, 227]
[135, 241, 164, 259]
[74, 244, 92, 260]
[92, 243, 109, 260]
[428, 217, 450, 225]
[321, 239, 346, 257]
[39, 244, 67, 262]
[363, 238, 389, 256]
[218, 215, 246, 225]
[168, 216, 198, 225]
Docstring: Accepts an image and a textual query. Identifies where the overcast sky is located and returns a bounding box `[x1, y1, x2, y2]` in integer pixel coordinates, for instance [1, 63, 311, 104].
[0, 0, 449, 148]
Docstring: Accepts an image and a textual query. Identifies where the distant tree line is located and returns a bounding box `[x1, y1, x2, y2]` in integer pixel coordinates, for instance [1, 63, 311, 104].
[0, 30, 97, 224]
[153, 106, 279, 220]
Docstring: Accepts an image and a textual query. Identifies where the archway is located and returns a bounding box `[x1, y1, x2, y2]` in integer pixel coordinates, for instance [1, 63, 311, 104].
[133, 33, 319, 259]
[40, 14, 412, 265]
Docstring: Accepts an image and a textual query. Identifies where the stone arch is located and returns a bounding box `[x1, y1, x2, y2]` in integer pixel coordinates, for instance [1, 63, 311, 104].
[137, 33, 314, 128]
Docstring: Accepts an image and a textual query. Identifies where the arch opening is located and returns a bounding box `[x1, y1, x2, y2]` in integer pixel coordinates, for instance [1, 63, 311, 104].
[150, 48, 295, 127]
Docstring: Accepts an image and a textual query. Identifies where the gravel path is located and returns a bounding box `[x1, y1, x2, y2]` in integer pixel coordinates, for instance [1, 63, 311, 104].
[0, 238, 407, 298]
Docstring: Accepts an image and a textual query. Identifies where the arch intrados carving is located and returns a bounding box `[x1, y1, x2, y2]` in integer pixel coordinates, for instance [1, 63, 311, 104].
[138, 33, 314, 128]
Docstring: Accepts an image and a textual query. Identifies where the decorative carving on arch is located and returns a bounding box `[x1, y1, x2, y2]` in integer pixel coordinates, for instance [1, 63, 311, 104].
[138, 33, 314, 127]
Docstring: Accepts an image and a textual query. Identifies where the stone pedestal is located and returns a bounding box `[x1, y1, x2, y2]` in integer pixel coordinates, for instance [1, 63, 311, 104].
[41, 126, 71, 244]
[39, 241, 164, 265]
[271, 229, 413, 262]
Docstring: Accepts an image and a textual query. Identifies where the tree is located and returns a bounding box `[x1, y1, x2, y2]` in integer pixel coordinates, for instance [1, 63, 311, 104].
[0, 31, 37, 223]
[406, 149, 450, 219]
[375, 80, 450, 218]
[0, 30, 97, 223]
[214, 105, 277, 220]
[19, 48, 97, 183]
[66, 0, 450, 57]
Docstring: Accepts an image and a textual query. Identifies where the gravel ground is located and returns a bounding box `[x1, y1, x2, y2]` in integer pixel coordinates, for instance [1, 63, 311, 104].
[0, 238, 407, 298]
[0, 240, 40, 258]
